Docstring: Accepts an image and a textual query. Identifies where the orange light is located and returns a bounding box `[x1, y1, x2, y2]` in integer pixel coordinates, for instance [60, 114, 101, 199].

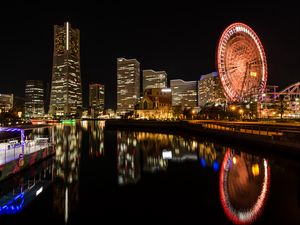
[250, 71, 257, 77]
[252, 164, 260, 176]
[232, 157, 237, 164]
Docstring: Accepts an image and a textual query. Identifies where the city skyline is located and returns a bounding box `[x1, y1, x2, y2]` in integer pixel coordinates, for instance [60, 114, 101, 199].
[0, 4, 299, 109]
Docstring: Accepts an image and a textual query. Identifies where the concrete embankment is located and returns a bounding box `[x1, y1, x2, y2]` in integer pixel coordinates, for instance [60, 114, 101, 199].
[105, 119, 300, 157]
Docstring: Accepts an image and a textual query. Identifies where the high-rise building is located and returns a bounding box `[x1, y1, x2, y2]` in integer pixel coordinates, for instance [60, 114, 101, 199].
[170, 79, 197, 108]
[198, 72, 226, 107]
[25, 80, 44, 118]
[117, 58, 140, 114]
[142, 69, 167, 93]
[0, 93, 13, 113]
[44, 82, 51, 114]
[49, 22, 82, 117]
[89, 83, 105, 111]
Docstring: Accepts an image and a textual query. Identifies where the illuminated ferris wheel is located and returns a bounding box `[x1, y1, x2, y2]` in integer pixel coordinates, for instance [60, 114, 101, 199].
[217, 23, 268, 102]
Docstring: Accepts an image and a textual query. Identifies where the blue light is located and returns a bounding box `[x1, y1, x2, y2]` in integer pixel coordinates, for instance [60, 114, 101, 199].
[0, 192, 24, 215]
[200, 158, 206, 168]
[213, 161, 220, 172]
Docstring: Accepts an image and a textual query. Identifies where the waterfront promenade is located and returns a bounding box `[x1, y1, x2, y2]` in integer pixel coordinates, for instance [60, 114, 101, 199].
[105, 119, 300, 156]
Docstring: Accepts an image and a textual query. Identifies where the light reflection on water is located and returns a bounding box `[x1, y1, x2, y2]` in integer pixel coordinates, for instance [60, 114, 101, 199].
[52, 122, 81, 224]
[1, 121, 299, 225]
[114, 129, 270, 224]
[220, 150, 270, 224]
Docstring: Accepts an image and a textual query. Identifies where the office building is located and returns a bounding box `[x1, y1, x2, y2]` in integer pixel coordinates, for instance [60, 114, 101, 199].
[170, 79, 197, 108]
[0, 93, 13, 113]
[25, 80, 44, 118]
[117, 58, 140, 114]
[89, 83, 105, 116]
[143, 69, 167, 93]
[49, 22, 82, 117]
[198, 72, 226, 107]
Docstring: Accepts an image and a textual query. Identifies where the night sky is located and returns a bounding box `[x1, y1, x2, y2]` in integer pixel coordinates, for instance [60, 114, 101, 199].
[0, 3, 299, 109]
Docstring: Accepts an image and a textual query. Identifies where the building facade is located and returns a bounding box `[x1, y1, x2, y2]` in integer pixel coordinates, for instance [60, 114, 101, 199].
[25, 80, 44, 118]
[170, 79, 197, 109]
[49, 22, 82, 117]
[0, 94, 13, 113]
[198, 72, 226, 107]
[142, 69, 167, 93]
[89, 83, 105, 116]
[117, 58, 140, 114]
[135, 88, 172, 119]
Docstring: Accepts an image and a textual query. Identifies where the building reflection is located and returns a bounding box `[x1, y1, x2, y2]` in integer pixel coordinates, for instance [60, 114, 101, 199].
[117, 131, 141, 185]
[198, 141, 225, 172]
[116, 131, 227, 183]
[53, 122, 82, 224]
[116, 130, 271, 223]
[88, 121, 105, 158]
[136, 132, 170, 172]
[219, 149, 271, 225]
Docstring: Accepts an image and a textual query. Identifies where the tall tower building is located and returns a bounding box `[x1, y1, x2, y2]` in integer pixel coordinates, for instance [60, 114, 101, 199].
[117, 58, 140, 114]
[142, 70, 167, 93]
[49, 22, 82, 117]
[170, 79, 198, 109]
[25, 80, 44, 118]
[89, 83, 105, 111]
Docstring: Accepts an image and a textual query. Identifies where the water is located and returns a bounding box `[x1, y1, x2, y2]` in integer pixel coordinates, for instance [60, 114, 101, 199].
[0, 121, 299, 225]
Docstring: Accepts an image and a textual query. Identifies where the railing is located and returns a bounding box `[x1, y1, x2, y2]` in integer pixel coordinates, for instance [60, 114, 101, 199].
[0, 138, 53, 166]
[187, 120, 300, 140]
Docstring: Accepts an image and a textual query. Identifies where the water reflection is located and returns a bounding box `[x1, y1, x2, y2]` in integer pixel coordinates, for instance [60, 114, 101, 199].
[116, 130, 271, 224]
[117, 131, 141, 185]
[53, 122, 82, 224]
[219, 150, 270, 224]
[0, 122, 279, 225]
[0, 157, 53, 215]
[88, 121, 105, 158]
[117, 131, 226, 176]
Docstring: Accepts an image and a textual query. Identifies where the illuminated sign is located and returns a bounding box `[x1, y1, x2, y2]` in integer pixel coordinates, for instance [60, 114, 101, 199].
[162, 150, 172, 159]
[161, 88, 172, 93]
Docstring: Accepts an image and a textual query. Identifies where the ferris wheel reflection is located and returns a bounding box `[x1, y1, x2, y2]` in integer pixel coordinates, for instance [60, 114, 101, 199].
[219, 149, 271, 224]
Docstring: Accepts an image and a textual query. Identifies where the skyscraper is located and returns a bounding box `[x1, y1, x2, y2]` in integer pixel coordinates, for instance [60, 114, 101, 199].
[142, 69, 167, 93]
[198, 72, 226, 107]
[49, 22, 82, 117]
[117, 58, 140, 114]
[89, 83, 105, 111]
[170, 79, 198, 108]
[25, 80, 44, 118]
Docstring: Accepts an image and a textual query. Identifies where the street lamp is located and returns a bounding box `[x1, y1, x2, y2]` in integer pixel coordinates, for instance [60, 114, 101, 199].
[239, 109, 244, 120]
[191, 109, 196, 120]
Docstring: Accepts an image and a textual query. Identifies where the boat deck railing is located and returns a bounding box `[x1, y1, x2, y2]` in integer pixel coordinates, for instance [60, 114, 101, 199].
[0, 137, 53, 166]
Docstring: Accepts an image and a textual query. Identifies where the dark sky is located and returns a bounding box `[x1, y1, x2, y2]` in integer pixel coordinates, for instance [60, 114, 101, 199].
[0, 3, 299, 109]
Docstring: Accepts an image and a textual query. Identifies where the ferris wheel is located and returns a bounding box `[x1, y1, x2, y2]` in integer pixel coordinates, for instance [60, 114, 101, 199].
[217, 23, 268, 102]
